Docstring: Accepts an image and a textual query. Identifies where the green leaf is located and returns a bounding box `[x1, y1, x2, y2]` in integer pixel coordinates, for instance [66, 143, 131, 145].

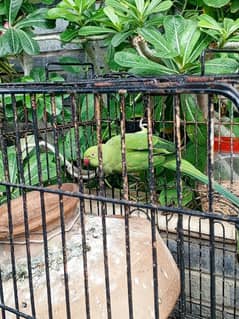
[145, 0, 173, 15]
[63, 126, 95, 160]
[59, 56, 83, 73]
[231, 118, 239, 136]
[223, 18, 239, 38]
[7, 147, 18, 185]
[0, 2, 6, 16]
[75, 0, 96, 11]
[180, 20, 201, 66]
[41, 0, 55, 4]
[47, 8, 80, 23]
[205, 58, 239, 74]
[231, 0, 239, 13]
[111, 31, 132, 47]
[0, 36, 10, 57]
[202, 0, 230, 8]
[183, 142, 207, 173]
[229, 35, 239, 42]
[78, 26, 115, 36]
[44, 95, 63, 116]
[187, 34, 211, 64]
[115, 51, 179, 75]
[20, 135, 36, 161]
[105, 0, 129, 14]
[180, 94, 207, 145]
[49, 74, 65, 82]
[0, 147, 18, 194]
[198, 14, 222, 32]
[60, 28, 79, 42]
[135, 0, 144, 14]
[144, 15, 164, 28]
[30, 67, 46, 82]
[103, 6, 121, 31]
[106, 45, 120, 70]
[15, 8, 49, 29]
[27, 0, 54, 3]
[81, 94, 95, 121]
[20, 75, 34, 83]
[47, 7, 65, 19]
[139, 28, 177, 58]
[4, 28, 21, 54]
[7, 0, 23, 25]
[160, 57, 178, 72]
[16, 30, 39, 55]
[198, 28, 219, 41]
[144, 0, 162, 15]
[159, 184, 193, 207]
[163, 15, 185, 56]
[24, 153, 57, 186]
[36, 98, 44, 119]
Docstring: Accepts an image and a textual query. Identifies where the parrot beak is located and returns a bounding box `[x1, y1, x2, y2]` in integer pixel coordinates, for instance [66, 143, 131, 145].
[83, 158, 90, 167]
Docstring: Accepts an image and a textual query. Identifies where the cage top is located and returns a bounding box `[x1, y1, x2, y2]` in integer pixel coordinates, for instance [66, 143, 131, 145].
[0, 75, 239, 108]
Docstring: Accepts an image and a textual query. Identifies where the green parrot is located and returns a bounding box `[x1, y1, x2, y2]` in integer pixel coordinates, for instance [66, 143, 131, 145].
[84, 129, 239, 258]
[83, 129, 239, 210]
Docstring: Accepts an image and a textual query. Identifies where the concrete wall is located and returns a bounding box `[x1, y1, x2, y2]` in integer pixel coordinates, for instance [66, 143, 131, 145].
[165, 233, 239, 319]
[12, 19, 87, 80]
[31, 19, 106, 79]
[34, 20, 85, 68]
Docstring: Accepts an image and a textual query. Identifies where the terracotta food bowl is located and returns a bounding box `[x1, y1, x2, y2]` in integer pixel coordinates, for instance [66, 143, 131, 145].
[0, 183, 79, 239]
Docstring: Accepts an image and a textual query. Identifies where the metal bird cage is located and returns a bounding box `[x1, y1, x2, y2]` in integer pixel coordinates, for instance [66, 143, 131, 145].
[0, 74, 239, 319]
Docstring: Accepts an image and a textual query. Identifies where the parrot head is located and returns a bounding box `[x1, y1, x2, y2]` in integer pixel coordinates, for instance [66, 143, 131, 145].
[83, 146, 99, 168]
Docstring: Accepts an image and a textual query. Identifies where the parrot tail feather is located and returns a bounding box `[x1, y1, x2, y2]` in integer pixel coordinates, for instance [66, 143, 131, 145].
[163, 158, 239, 209]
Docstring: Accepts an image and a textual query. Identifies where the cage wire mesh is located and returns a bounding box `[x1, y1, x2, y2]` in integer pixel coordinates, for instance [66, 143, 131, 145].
[0, 76, 238, 319]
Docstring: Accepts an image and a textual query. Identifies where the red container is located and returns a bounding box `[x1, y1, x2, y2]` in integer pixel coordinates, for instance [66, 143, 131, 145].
[214, 136, 239, 153]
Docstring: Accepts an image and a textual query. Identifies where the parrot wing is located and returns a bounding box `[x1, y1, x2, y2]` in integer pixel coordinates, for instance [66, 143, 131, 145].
[106, 131, 175, 154]
[125, 152, 166, 172]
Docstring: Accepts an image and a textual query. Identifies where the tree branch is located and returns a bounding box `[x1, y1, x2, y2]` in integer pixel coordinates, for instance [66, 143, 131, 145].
[132, 35, 162, 63]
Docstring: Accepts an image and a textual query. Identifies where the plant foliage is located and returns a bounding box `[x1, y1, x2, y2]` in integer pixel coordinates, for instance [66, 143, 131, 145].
[0, 0, 55, 57]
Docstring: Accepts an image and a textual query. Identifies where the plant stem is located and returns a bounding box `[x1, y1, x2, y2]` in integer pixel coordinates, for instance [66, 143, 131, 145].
[181, 0, 188, 15]
[83, 42, 100, 74]
[83, 41, 109, 75]
[132, 35, 162, 63]
[19, 53, 33, 76]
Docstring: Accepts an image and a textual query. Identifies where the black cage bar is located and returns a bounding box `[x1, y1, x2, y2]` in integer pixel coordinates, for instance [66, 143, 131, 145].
[0, 76, 238, 319]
